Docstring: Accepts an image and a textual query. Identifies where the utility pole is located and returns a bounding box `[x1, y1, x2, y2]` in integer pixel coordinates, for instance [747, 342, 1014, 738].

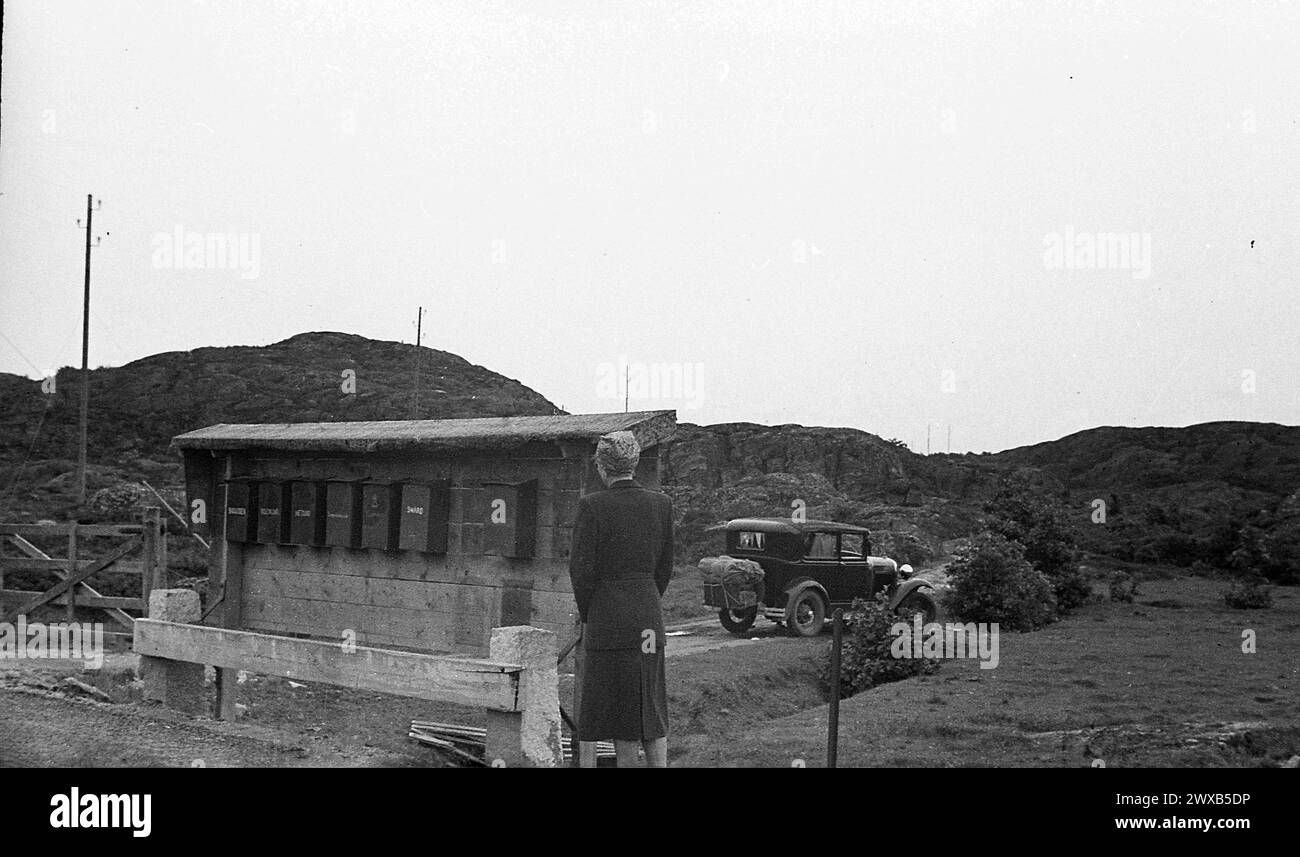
[926, 424, 931, 456]
[75, 195, 104, 505]
[948, 425, 952, 454]
[624, 364, 629, 413]
[411, 306, 424, 419]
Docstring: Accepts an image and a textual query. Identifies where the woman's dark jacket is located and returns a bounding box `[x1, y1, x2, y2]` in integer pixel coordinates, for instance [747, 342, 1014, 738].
[568, 479, 674, 651]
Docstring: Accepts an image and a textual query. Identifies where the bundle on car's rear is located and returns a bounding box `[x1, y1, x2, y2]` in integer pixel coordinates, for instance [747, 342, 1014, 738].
[699, 555, 766, 609]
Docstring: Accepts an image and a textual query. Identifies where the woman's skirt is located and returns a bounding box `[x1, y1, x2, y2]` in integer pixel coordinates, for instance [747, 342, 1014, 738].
[577, 645, 669, 742]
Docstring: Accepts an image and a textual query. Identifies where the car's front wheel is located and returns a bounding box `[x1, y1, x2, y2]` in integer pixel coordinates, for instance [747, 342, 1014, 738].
[718, 607, 757, 635]
[787, 589, 827, 637]
[896, 590, 939, 625]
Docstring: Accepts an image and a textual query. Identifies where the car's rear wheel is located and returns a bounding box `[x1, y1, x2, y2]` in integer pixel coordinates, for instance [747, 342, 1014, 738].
[718, 607, 757, 635]
[896, 590, 939, 625]
[787, 589, 827, 637]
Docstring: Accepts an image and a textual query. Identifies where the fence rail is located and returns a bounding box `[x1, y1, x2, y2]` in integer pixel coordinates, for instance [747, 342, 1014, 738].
[0, 523, 144, 537]
[0, 508, 172, 634]
[0, 558, 151, 576]
[135, 595, 565, 766]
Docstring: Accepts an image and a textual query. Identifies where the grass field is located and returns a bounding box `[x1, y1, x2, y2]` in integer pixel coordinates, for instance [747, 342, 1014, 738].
[662, 575, 1299, 767]
[2, 566, 1294, 767]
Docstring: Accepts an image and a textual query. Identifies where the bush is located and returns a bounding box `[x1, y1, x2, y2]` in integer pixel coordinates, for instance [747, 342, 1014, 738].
[985, 474, 1086, 616]
[945, 534, 1057, 631]
[86, 482, 149, 522]
[1223, 577, 1274, 609]
[1246, 523, 1300, 586]
[819, 592, 938, 699]
[1052, 566, 1093, 612]
[1108, 571, 1139, 603]
[1205, 507, 1300, 585]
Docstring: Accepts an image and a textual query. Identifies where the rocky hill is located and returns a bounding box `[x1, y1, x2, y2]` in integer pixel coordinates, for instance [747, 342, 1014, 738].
[660, 421, 1000, 563]
[662, 418, 1299, 569]
[0, 331, 559, 518]
[0, 332, 1294, 576]
[985, 422, 1300, 496]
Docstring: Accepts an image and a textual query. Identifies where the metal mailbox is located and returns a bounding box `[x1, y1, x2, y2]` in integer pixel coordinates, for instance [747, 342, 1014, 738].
[397, 481, 451, 554]
[224, 479, 257, 543]
[289, 481, 327, 546]
[361, 481, 402, 551]
[257, 481, 290, 544]
[324, 480, 363, 549]
[483, 479, 538, 559]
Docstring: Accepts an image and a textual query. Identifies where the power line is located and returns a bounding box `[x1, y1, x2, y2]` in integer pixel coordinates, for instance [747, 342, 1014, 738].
[0, 327, 45, 376]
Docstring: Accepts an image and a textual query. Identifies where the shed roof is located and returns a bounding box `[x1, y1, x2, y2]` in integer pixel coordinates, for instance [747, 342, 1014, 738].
[172, 410, 676, 454]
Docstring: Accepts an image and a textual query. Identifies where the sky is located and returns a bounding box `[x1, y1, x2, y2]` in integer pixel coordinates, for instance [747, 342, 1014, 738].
[1, 0, 1297, 453]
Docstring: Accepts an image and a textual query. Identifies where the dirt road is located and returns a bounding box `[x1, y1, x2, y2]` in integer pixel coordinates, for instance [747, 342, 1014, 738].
[664, 615, 797, 658]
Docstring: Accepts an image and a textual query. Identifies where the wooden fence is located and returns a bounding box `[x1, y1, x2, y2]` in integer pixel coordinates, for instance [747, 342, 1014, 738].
[135, 588, 564, 766]
[0, 508, 168, 637]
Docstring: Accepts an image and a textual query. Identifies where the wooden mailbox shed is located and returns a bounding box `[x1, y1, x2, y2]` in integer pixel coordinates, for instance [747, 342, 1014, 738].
[172, 410, 677, 656]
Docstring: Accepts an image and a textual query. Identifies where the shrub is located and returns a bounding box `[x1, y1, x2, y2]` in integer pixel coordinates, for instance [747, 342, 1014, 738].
[1223, 577, 1274, 609]
[819, 592, 937, 699]
[1256, 526, 1300, 586]
[984, 474, 1085, 615]
[1108, 571, 1139, 603]
[1206, 507, 1300, 585]
[1051, 566, 1093, 612]
[86, 482, 148, 521]
[944, 534, 1057, 631]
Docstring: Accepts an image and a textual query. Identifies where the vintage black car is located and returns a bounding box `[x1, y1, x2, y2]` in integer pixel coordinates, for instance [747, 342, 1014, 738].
[702, 517, 939, 637]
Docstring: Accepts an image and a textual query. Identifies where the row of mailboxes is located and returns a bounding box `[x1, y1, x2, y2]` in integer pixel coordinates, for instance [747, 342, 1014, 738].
[222, 479, 537, 557]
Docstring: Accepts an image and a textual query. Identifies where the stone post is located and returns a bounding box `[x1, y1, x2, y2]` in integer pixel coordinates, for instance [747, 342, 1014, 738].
[140, 588, 205, 715]
[485, 626, 563, 768]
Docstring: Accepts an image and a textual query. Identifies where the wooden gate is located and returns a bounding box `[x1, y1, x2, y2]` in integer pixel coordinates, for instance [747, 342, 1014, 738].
[0, 508, 167, 638]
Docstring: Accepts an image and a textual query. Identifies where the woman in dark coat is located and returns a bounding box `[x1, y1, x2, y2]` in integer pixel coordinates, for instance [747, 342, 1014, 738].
[568, 430, 674, 767]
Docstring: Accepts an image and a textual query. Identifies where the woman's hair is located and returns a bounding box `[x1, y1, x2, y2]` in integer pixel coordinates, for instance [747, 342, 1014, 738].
[594, 430, 640, 478]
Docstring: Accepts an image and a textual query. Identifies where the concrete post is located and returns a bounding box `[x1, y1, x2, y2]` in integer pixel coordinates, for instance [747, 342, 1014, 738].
[485, 626, 563, 768]
[140, 588, 205, 715]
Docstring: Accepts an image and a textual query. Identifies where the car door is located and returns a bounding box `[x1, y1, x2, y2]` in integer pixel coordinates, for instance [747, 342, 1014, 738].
[802, 531, 844, 602]
[838, 531, 873, 602]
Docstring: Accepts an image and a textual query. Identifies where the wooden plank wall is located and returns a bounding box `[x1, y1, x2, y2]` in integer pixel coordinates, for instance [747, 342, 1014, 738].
[224, 447, 584, 655]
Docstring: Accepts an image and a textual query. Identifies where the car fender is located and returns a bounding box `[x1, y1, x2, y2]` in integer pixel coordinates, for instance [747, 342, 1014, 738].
[782, 578, 828, 622]
[889, 578, 935, 611]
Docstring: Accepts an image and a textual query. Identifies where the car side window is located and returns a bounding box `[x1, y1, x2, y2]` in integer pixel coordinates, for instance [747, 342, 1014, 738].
[736, 531, 765, 551]
[805, 532, 837, 559]
[840, 533, 864, 560]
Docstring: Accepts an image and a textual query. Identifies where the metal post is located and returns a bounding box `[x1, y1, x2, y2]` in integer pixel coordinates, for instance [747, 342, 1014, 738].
[828, 608, 844, 768]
